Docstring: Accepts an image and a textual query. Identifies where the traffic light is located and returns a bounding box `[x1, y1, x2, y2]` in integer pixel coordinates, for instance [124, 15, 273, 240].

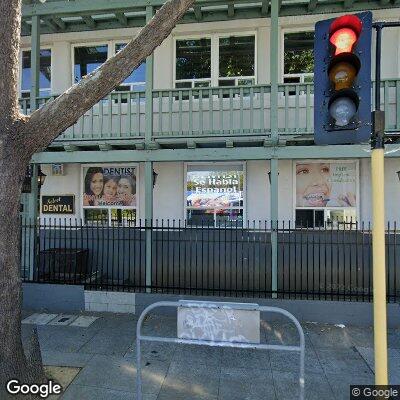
[314, 12, 372, 145]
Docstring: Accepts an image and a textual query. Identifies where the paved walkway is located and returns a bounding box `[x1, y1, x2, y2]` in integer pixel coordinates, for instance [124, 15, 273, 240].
[21, 310, 400, 400]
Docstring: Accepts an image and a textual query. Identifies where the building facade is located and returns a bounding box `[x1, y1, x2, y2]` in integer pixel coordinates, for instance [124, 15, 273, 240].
[17, 0, 400, 299]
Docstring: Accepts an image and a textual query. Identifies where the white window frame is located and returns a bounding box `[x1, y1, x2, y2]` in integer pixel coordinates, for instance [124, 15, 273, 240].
[173, 31, 257, 89]
[281, 27, 314, 84]
[71, 41, 146, 90]
[183, 161, 247, 227]
[292, 159, 360, 228]
[81, 163, 140, 226]
[19, 47, 53, 97]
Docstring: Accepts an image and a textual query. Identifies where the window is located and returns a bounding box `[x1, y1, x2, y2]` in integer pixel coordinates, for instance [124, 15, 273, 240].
[82, 165, 138, 225]
[74, 45, 108, 83]
[175, 34, 256, 88]
[294, 161, 358, 228]
[175, 38, 211, 88]
[21, 49, 51, 97]
[73, 43, 146, 96]
[219, 35, 255, 86]
[284, 32, 314, 84]
[115, 43, 146, 92]
[186, 164, 244, 227]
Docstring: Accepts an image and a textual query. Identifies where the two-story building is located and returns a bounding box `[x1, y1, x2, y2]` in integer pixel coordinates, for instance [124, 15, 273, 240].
[18, 0, 400, 303]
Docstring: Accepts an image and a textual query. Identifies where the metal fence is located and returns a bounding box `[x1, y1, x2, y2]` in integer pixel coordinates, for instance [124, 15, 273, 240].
[20, 219, 400, 303]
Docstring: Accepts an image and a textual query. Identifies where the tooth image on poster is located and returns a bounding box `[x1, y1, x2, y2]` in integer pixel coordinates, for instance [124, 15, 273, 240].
[295, 162, 356, 208]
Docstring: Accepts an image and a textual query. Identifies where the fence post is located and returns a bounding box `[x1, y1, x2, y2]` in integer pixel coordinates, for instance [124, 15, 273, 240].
[145, 161, 153, 292]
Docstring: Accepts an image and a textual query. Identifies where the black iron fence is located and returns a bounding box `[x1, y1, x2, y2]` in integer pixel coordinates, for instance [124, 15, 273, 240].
[20, 219, 400, 303]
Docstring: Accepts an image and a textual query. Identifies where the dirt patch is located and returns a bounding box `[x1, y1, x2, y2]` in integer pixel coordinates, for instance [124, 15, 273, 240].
[44, 366, 81, 399]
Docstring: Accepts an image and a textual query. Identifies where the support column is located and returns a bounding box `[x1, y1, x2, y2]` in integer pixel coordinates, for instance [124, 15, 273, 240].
[269, 0, 279, 144]
[30, 15, 40, 112]
[145, 6, 154, 146]
[270, 158, 278, 298]
[269, 0, 279, 298]
[144, 161, 153, 291]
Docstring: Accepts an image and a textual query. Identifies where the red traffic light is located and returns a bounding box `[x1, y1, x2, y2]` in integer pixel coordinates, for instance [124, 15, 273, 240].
[329, 14, 363, 55]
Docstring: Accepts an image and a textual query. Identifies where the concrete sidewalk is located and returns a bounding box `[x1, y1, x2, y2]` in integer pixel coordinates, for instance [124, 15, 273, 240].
[21, 310, 400, 400]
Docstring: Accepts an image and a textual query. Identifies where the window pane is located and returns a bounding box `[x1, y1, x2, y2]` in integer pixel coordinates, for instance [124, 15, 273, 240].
[219, 79, 235, 87]
[84, 209, 108, 224]
[284, 32, 314, 75]
[186, 209, 215, 227]
[111, 209, 136, 225]
[21, 49, 51, 93]
[216, 209, 243, 227]
[176, 39, 211, 80]
[116, 43, 146, 87]
[295, 209, 314, 228]
[74, 45, 108, 83]
[194, 81, 211, 88]
[219, 36, 255, 78]
[176, 81, 192, 89]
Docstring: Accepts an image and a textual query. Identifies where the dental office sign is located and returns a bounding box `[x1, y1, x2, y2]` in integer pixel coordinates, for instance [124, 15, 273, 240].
[295, 161, 357, 208]
[186, 169, 243, 208]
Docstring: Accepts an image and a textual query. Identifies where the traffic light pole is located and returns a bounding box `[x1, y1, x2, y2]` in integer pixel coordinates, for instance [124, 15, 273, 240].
[370, 21, 400, 386]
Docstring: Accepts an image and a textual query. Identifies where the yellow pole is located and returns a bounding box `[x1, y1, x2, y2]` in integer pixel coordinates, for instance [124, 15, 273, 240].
[371, 147, 388, 385]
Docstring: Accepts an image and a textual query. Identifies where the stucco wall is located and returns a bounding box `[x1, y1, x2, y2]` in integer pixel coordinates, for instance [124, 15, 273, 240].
[39, 158, 400, 224]
[19, 8, 400, 96]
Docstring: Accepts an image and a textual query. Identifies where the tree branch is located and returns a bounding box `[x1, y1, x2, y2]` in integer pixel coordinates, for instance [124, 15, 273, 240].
[0, 0, 22, 123]
[22, 0, 194, 154]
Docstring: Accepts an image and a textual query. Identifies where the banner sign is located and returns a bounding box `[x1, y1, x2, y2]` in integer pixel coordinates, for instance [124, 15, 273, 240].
[295, 161, 357, 208]
[187, 169, 243, 209]
[41, 195, 75, 214]
[82, 166, 136, 208]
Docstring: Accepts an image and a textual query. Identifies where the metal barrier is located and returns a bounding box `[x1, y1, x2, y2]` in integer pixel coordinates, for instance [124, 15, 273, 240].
[136, 300, 305, 400]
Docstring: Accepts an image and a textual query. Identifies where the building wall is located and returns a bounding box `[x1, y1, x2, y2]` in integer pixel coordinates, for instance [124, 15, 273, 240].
[39, 158, 400, 224]
[19, 8, 400, 96]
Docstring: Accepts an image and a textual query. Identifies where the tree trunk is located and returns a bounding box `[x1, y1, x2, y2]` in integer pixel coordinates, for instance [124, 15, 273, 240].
[0, 0, 193, 395]
[0, 151, 46, 400]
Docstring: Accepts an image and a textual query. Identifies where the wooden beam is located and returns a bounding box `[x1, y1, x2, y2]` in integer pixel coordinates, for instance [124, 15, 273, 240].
[21, 21, 31, 35]
[187, 140, 196, 149]
[261, 0, 269, 16]
[98, 143, 112, 151]
[63, 144, 79, 152]
[115, 12, 128, 26]
[52, 16, 66, 30]
[343, 0, 354, 8]
[32, 143, 400, 164]
[194, 4, 202, 21]
[227, 2, 235, 17]
[308, 0, 318, 11]
[42, 17, 60, 32]
[82, 15, 96, 28]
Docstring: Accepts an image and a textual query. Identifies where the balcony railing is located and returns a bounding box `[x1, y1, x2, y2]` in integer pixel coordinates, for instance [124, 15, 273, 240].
[19, 79, 400, 143]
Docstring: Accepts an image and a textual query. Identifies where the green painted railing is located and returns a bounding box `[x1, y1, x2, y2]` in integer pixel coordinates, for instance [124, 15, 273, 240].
[18, 79, 400, 142]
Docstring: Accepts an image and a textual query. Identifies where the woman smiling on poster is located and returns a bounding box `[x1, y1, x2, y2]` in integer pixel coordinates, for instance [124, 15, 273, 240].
[83, 167, 104, 206]
[117, 175, 136, 206]
[296, 162, 356, 208]
[99, 175, 119, 205]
